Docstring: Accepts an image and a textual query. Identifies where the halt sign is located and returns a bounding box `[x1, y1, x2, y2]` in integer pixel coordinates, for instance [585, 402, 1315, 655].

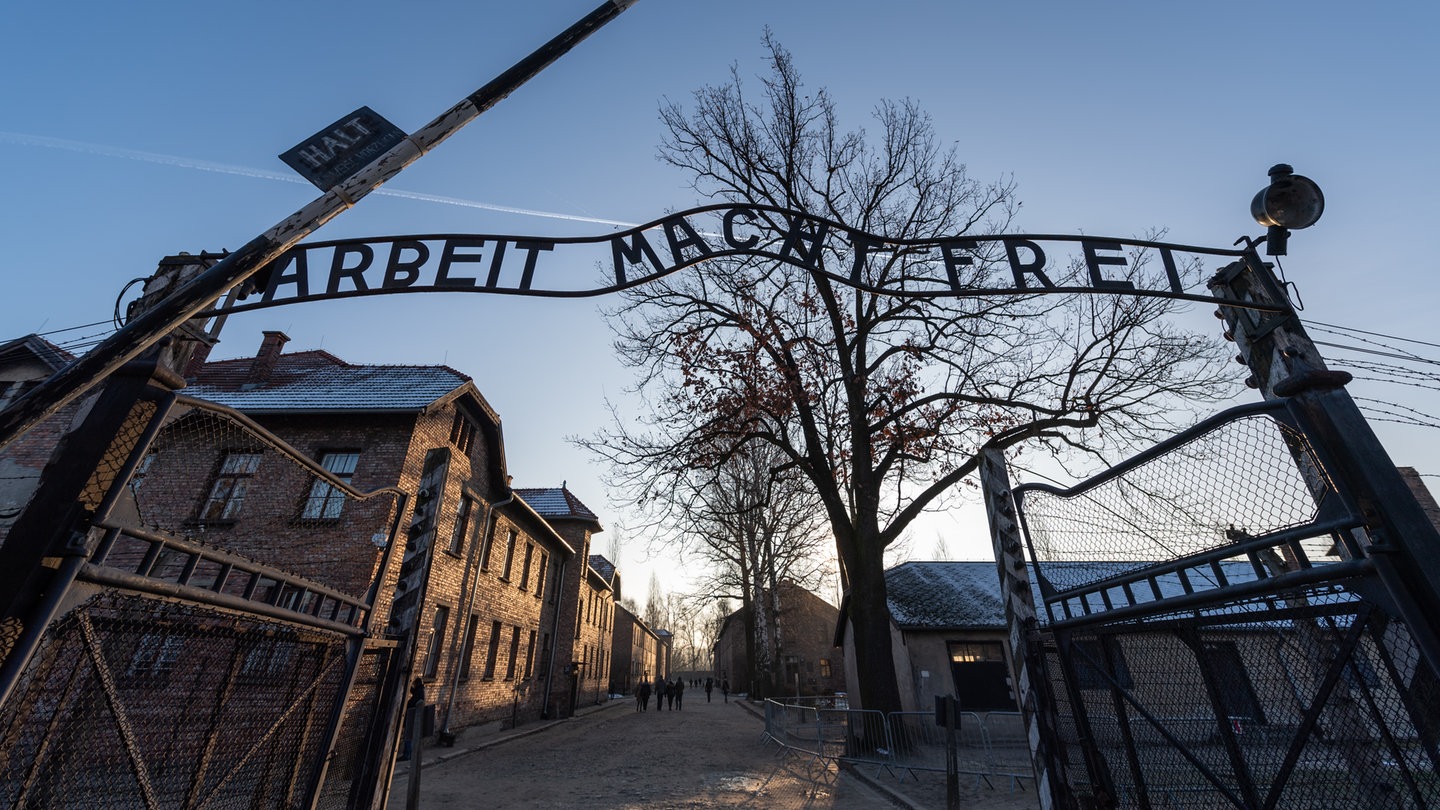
[280, 106, 407, 191]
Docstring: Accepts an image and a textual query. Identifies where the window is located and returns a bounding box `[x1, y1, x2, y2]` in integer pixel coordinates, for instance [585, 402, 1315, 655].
[459, 614, 480, 680]
[538, 632, 551, 678]
[524, 629, 537, 679]
[200, 451, 262, 522]
[301, 451, 359, 520]
[483, 620, 502, 679]
[241, 639, 295, 681]
[500, 530, 518, 581]
[449, 412, 477, 455]
[128, 450, 157, 496]
[519, 543, 534, 591]
[820, 658, 832, 678]
[422, 605, 449, 678]
[0, 379, 40, 411]
[505, 626, 521, 680]
[449, 494, 475, 556]
[1205, 642, 1267, 724]
[479, 524, 497, 570]
[535, 553, 548, 600]
[125, 634, 184, 683]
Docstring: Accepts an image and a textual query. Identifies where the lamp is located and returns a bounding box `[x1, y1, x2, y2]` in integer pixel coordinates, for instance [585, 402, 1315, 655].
[1251, 164, 1324, 255]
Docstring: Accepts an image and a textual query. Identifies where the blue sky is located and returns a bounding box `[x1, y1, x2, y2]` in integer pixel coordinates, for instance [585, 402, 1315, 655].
[3, 2, 1438, 590]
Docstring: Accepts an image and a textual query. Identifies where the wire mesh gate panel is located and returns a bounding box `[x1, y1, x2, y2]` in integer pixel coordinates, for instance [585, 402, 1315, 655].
[1012, 400, 1440, 808]
[0, 395, 406, 809]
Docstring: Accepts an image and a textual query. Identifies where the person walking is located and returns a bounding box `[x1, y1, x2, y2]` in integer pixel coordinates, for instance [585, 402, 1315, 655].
[673, 677, 685, 710]
[636, 680, 651, 712]
[722, 678, 730, 703]
[704, 677, 713, 703]
[655, 678, 667, 712]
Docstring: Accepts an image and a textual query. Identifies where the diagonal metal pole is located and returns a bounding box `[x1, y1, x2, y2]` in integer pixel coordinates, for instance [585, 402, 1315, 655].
[0, 0, 639, 452]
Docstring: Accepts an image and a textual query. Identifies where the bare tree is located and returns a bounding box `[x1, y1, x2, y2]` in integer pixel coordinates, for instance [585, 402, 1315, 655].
[590, 35, 1236, 713]
[677, 443, 832, 697]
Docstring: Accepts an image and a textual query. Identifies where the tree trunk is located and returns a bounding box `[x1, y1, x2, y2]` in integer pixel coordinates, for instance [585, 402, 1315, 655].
[846, 544, 903, 714]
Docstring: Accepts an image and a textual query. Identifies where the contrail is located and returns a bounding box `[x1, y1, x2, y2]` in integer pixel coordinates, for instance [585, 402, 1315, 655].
[0, 131, 638, 228]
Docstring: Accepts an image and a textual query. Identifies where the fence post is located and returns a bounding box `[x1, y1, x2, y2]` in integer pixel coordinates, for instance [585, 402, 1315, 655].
[940, 696, 960, 810]
[980, 448, 1074, 810]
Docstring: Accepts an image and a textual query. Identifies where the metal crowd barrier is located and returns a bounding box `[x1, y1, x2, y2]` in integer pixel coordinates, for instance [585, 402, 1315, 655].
[761, 699, 1036, 791]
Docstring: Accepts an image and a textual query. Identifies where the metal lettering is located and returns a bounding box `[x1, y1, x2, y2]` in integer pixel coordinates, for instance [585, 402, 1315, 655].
[515, 241, 555, 290]
[610, 231, 667, 286]
[436, 239, 486, 288]
[1003, 239, 1056, 290]
[383, 241, 429, 289]
[939, 240, 978, 291]
[850, 233, 881, 285]
[1082, 240, 1135, 291]
[662, 215, 713, 264]
[263, 251, 310, 301]
[326, 243, 374, 294]
[216, 206, 1258, 316]
[723, 207, 760, 250]
[777, 216, 828, 270]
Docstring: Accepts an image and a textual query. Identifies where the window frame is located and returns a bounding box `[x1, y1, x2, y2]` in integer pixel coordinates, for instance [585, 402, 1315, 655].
[300, 450, 360, 521]
[448, 493, 475, 557]
[422, 604, 450, 679]
[199, 450, 263, 524]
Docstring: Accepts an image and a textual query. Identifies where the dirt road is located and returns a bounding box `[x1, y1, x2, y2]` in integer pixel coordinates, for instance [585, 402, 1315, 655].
[387, 695, 1040, 809]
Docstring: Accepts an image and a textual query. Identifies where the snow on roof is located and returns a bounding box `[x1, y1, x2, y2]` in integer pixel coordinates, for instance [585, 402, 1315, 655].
[514, 486, 600, 523]
[187, 351, 468, 412]
[886, 559, 1286, 630]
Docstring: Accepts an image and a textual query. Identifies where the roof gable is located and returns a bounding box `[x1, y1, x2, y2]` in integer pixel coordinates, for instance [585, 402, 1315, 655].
[515, 486, 601, 525]
[0, 334, 75, 374]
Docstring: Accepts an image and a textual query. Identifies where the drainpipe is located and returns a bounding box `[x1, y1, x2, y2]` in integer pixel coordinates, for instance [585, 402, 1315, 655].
[438, 482, 514, 740]
[541, 557, 569, 719]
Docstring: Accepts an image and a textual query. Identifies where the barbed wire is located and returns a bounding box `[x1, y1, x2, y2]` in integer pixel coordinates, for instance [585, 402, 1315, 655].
[1301, 317, 1440, 432]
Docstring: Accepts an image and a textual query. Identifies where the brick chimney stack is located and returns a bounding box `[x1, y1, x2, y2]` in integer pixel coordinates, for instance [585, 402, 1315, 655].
[245, 331, 290, 388]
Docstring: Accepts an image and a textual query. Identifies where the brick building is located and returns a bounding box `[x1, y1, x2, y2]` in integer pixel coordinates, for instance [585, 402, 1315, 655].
[0, 335, 75, 542]
[610, 601, 665, 695]
[512, 486, 613, 715]
[166, 331, 605, 733]
[712, 581, 845, 699]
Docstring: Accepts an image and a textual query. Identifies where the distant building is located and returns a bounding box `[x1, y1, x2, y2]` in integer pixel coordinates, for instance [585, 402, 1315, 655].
[610, 602, 664, 694]
[712, 581, 845, 699]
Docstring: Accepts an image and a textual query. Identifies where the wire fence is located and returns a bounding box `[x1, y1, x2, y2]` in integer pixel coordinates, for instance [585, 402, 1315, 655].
[0, 395, 408, 809]
[1012, 401, 1440, 808]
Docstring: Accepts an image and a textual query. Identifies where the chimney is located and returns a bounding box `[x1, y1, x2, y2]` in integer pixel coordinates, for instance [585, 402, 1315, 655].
[245, 331, 290, 387]
[181, 337, 216, 379]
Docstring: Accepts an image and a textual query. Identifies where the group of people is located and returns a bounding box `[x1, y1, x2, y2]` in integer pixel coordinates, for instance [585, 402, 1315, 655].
[634, 676, 683, 711]
[633, 676, 730, 711]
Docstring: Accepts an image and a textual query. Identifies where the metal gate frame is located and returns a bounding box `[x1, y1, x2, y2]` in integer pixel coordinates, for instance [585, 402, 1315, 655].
[990, 397, 1440, 808]
[0, 359, 411, 809]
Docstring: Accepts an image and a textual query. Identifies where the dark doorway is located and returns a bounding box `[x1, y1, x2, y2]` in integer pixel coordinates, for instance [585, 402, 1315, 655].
[948, 641, 1015, 710]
